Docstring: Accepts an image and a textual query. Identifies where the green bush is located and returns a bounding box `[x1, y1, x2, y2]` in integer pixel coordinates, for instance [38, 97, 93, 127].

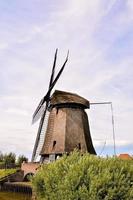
[32, 151, 133, 200]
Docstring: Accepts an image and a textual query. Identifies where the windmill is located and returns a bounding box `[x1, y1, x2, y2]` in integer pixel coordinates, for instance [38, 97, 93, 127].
[31, 49, 96, 162]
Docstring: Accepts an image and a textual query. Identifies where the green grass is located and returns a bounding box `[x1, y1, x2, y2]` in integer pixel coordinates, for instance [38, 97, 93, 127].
[0, 169, 17, 179]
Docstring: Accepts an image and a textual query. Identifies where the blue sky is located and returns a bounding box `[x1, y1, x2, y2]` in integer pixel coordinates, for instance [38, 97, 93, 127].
[0, 0, 133, 158]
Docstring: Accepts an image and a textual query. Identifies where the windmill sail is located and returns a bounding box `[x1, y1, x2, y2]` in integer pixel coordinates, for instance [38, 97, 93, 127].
[32, 49, 58, 124]
[31, 49, 69, 162]
[32, 101, 46, 124]
[48, 49, 57, 89]
[32, 110, 50, 161]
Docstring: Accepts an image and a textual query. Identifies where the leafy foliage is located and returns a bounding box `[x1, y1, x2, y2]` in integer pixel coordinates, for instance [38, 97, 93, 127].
[3, 152, 16, 165]
[0, 151, 28, 168]
[17, 155, 28, 166]
[32, 151, 133, 200]
[0, 151, 4, 162]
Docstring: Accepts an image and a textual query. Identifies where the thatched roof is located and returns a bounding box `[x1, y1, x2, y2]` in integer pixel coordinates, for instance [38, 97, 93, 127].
[50, 90, 90, 108]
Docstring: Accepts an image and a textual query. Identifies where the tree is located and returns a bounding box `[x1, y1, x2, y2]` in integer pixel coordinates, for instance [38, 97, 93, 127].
[0, 151, 3, 162]
[3, 152, 16, 168]
[17, 155, 28, 166]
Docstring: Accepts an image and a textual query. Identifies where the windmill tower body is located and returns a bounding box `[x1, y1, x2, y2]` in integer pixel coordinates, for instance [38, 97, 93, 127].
[40, 90, 96, 161]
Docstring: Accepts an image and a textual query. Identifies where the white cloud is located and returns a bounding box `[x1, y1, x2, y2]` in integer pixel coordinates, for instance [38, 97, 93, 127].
[5, 108, 28, 116]
[127, 0, 133, 11]
[0, 43, 9, 50]
[94, 139, 133, 148]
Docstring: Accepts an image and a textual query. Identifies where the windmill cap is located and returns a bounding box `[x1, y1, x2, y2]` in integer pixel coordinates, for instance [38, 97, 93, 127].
[50, 90, 90, 109]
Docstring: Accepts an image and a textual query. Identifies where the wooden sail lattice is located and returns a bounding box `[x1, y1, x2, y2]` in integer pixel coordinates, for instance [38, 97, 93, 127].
[33, 111, 50, 161]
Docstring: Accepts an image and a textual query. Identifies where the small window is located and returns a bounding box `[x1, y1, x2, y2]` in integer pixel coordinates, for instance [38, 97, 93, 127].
[78, 143, 81, 150]
[56, 108, 59, 114]
[53, 140, 56, 147]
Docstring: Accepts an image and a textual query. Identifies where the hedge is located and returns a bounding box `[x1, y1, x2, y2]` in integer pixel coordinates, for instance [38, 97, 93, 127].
[32, 151, 133, 200]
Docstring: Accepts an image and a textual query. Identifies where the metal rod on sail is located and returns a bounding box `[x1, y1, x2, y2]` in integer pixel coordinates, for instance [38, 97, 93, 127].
[99, 141, 106, 156]
[90, 102, 112, 105]
[110, 102, 116, 156]
[90, 101, 116, 156]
